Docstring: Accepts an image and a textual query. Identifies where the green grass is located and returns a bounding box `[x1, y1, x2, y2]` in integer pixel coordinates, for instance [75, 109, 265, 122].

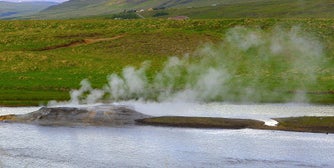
[0, 19, 334, 106]
[0, 19, 220, 105]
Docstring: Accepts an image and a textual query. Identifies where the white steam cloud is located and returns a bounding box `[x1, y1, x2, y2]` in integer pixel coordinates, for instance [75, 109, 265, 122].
[48, 26, 325, 106]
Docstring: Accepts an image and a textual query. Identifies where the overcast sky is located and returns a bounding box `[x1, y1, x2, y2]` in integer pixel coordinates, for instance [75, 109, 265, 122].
[1, 0, 68, 2]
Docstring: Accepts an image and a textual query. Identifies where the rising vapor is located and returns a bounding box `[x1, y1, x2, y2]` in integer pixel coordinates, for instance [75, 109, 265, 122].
[49, 26, 325, 106]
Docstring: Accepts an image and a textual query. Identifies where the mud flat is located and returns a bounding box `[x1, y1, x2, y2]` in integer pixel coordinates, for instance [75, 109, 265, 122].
[1, 106, 333, 133]
[137, 116, 334, 133]
[136, 116, 265, 129]
[273, 116, 334, 133]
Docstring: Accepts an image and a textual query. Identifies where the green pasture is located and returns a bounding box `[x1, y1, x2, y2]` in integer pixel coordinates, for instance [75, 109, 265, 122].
[0, 19, 333, 106]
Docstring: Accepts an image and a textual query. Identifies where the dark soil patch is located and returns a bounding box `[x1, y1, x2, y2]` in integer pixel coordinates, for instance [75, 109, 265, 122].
[55, 33, 103, 38]
[136, 116, 265, 129]
[35, 40, 85, 51]
[35, 35, 125, 51]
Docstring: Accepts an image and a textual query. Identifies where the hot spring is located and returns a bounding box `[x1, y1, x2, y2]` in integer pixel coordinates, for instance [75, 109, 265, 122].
[1, 25, 333, 167]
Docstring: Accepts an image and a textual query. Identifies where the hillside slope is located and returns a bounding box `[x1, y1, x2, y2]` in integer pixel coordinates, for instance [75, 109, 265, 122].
[31, 0, 334, 19]
[31, 0, 251, 19]
[142, 0, 334, 19]
[0, 1, 58, 19]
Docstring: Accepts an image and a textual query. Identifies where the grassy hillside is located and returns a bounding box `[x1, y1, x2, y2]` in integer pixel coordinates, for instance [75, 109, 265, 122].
[33, 0, 165, 19]
[0, 19, 333, 106]
[143, 0, 334, 19]
[0, 1, 58, 19]
[31, 0, 334, 19]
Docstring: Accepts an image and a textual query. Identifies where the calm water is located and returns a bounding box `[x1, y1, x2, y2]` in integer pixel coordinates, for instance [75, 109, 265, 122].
[1, 103, 334, 168]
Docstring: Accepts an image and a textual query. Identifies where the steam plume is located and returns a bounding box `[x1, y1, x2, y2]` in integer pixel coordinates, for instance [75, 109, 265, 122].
[48, 26, 325, 105]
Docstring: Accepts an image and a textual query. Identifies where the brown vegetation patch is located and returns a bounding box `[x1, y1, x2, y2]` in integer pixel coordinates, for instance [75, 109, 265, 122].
[0, 114, 16, 122]
[55, 33, 103, 38]
[108, 33, 219, 56]
[36, 35, 125, 51]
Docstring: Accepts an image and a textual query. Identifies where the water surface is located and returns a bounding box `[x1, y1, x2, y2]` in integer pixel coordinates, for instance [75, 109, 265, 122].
[1, 103, 334, 167]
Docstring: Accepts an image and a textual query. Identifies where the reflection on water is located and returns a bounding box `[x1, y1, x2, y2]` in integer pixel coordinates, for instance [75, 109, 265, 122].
[0, 124, 333, 168]
[1, 103, 334, 168]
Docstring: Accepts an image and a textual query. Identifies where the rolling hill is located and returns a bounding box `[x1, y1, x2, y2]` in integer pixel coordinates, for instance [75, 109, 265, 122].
[30, 0, 261, 19]
[142, 0, 334, 19]
[29, 0, 334, 19]
[0, 1, 58, 19]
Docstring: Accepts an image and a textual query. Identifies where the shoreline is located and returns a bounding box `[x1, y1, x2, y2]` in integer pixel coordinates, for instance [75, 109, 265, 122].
[136, 116, 334, 134]
[1, 105, 333, 134]
[2, 114, 332, 134]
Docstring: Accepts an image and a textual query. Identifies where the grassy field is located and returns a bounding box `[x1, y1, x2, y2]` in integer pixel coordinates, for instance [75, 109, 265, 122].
[0, 19, 334, 106]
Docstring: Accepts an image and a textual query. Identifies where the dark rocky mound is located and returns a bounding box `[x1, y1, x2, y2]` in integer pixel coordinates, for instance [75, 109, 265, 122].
[0, 105, 150, 126]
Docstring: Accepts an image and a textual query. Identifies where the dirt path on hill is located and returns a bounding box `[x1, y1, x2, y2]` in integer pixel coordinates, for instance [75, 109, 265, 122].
[37, 35, 125, 51]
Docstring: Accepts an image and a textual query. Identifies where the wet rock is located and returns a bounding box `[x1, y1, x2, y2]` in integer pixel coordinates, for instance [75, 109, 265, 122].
[0, 105, 150, 127]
